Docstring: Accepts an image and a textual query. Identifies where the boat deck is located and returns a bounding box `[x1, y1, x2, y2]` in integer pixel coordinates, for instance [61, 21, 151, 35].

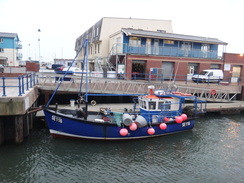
[37, 101, 244, 117]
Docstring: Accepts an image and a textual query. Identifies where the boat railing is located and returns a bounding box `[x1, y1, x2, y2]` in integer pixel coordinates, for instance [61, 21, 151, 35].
[194, 100, 207, 114]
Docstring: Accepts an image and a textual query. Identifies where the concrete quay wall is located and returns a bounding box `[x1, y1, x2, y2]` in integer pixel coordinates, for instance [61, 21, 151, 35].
[0, 86, 39, 145]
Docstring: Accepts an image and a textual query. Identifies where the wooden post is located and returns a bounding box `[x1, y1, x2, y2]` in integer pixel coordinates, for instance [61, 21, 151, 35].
[29, 113, 34, 130]
[4, 117, 14, 142]
[44, 91, 50, 105]
[241, 86, 244, 101]
[23, 113, 29, 137]
[14, 116, 23, 144]
[0, 119, 4, 145]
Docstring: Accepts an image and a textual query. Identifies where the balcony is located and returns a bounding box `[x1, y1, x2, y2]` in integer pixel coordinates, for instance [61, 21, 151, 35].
[112, 43, 223, 60]
[16, 53, 23, 60]
[16, 44, 22, 49]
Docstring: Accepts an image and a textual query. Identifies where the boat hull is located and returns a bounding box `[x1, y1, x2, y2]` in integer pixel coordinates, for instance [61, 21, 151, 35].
[43, 109, 196, 140]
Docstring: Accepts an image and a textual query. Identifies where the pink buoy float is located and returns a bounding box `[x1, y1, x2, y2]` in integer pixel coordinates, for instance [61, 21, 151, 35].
[175, 116, 183, 123]
[159, 123, 167, 130]
[119, 128, 128, 136]
[181, 114, 187, 121]
[147, 128, 155, 135]
[129, 122, 137, 131]
[164, 117, 169, 122]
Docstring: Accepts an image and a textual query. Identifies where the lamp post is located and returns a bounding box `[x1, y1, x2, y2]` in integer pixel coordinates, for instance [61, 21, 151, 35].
[38, 29, 41, 62]
[28, 44, 31, 60]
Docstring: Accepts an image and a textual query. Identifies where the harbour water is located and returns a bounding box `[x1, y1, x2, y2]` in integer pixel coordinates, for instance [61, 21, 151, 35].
[0, 113, 243, 183]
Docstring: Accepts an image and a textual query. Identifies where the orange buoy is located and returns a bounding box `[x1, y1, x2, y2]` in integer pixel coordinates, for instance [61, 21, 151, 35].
[184, 93, 192, 96]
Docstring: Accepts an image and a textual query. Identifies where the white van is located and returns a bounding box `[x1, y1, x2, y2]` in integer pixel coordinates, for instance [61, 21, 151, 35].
[192, 69, 223, 83]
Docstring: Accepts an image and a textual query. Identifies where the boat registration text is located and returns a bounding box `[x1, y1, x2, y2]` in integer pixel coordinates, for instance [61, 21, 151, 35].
[52, 115, 63, 123]
[182, 122, 190, 127]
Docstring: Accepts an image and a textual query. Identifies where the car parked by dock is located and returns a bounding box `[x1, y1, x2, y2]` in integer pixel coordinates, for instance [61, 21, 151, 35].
[192, 69, 224, 83]
[51, 64, 65, 71]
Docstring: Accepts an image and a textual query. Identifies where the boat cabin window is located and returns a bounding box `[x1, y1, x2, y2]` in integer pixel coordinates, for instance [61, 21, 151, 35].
[158, 101, 171, 110]
[149, 102, 156, 110]
[142, 101, 147, 109]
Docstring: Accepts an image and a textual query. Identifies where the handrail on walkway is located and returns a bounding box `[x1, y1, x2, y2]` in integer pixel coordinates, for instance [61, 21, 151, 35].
[0, 73, 37, 96]
[36, 72, 240, 103]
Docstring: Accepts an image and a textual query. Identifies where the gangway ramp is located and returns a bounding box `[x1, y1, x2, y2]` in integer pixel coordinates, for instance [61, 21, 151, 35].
[36, 73, 241, 102]
[36, 73, 174, 95]
[176, 85, 239, 102]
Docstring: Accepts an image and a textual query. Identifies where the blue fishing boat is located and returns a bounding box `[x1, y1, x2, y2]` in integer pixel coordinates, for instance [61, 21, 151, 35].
[43, 40, 206, 140]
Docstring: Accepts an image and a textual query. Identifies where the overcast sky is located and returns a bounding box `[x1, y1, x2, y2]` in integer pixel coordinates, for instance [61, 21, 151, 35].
[1, 0, 243, 62]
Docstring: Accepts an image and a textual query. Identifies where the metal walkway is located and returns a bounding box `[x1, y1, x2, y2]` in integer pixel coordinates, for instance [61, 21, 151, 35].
[36, 72, 241, 102]
[176, 85, 238, 102]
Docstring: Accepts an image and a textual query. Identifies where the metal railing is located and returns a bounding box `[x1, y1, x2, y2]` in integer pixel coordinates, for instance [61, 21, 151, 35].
[36, 72, 240, 102]
[0, 73, 37, 96]
[37, 70, 244, 86]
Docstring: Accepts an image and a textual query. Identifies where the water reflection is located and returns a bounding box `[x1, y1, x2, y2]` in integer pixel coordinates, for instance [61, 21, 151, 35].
[0, 114, 243, 183]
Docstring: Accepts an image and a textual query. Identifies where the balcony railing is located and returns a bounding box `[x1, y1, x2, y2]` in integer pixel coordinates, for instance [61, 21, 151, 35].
[16, 44, 22, 49]
[112, 43, 223, 60]
[17, 53, 23, 60]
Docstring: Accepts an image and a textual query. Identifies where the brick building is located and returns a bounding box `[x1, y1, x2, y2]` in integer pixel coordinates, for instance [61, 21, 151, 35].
[223, 53, 244, 82]
[75, 17, 228, 80]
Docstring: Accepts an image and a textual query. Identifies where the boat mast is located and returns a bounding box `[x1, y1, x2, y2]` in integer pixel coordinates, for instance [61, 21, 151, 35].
[45, 40, 88, 108]
[85, 39, 89, 103]
[84, 39, 89, 120]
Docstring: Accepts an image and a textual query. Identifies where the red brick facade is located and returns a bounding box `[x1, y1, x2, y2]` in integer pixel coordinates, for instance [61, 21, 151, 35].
[126, 54, 225, 77]
[223, 53, 244, 79]
[125, 53, 244, 82]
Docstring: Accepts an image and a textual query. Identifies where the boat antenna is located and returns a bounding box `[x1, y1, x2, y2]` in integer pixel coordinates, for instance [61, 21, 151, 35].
[45, 39, 88, 107]
[168, 62, 180, 90]
[173, 62, 180, 83]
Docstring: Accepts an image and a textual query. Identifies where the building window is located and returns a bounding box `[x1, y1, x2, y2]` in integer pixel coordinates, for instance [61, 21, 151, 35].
[97, 44, 100, 53]
[154, 39, 159, 54]
[0, 38, 3, 43]
[95, 45, 97, 54]
[149, 101, 156, 110]
[201, 44, 210, 58]
[90, 46, 92, 55]
[0, 48, 4, 52]
[232, 66, 241, 77]
[164, 40, 174, 44]
[158, 101, 171, 110]
[129, 37, 141, 46]
[182, 42, 191, 56]
[210, 64, 220, 69]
